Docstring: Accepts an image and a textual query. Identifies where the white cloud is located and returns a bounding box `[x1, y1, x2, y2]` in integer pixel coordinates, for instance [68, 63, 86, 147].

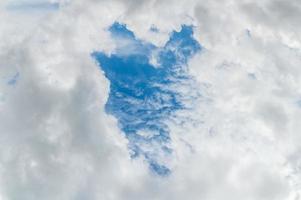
[1, 0, 301, 199]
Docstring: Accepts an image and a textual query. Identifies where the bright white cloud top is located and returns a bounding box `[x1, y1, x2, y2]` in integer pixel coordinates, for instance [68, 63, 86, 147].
[1, 0, 301, 199]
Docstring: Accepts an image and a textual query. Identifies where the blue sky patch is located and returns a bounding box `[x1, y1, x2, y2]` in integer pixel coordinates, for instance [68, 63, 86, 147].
[92, 22, 201, 175]
[7, 72, 19, 86]
[150, 25, 159, 33]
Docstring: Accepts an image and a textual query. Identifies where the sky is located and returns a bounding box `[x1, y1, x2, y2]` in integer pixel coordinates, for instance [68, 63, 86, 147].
[1, 0, 301, 199]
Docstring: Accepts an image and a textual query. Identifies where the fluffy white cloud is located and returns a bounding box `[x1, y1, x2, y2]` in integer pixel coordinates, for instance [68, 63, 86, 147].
[1, 0, 301, 199]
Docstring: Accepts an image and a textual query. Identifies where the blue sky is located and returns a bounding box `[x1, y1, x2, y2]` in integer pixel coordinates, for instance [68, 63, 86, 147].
[93, 22, 201, 175]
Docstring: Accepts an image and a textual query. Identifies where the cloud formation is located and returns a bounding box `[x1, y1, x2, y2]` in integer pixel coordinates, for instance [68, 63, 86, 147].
[1, 0, 301, 199]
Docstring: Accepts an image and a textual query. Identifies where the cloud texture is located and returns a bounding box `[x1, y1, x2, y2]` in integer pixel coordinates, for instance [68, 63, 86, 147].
[1, 0, 301, 199]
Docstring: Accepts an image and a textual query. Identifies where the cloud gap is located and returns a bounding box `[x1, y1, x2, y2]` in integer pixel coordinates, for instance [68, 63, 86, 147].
[92, 22, 201, 176]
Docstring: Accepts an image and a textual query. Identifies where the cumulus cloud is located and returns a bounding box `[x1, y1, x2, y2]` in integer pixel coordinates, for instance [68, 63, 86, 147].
[1, 0, 301, 199]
